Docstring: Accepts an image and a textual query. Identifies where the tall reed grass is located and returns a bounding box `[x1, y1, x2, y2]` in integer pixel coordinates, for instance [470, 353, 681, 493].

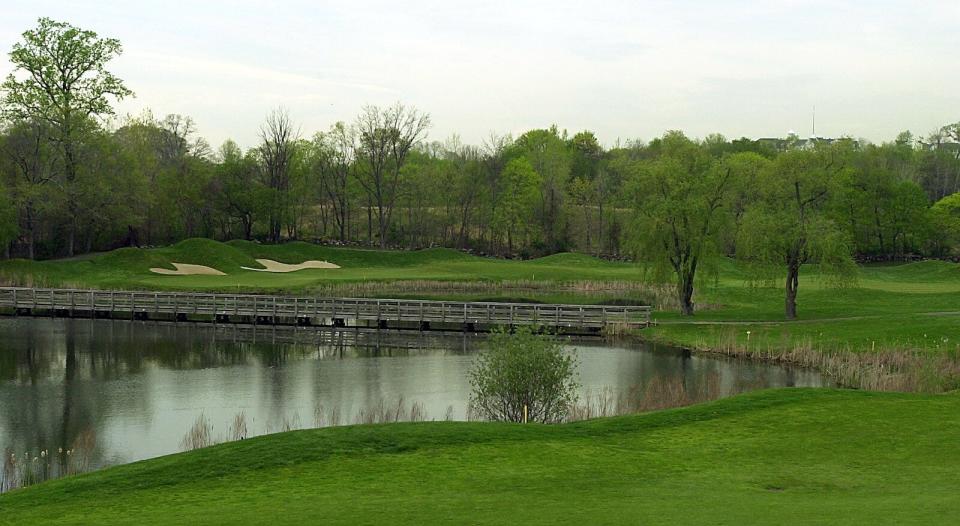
[565, 373, 759, 421]
[686, 330, 960, 393]
[1, 428, 97, 493]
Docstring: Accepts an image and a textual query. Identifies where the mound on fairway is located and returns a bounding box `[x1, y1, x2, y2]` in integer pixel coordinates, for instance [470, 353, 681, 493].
[241, 258, 340, 272]
[2, 389, 959, 525]
[149, 263, 226, 276]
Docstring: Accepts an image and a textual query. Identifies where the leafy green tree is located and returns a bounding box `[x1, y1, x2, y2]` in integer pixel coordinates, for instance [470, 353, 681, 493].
[739, 145, 857, 319]
[469, 327, 579, 423]
[0, 120, 57, 258]
[627, 131, 732, 316]
[513, 127, 572, 251]
[492, 157, 541, 254]
[931, 192, 960, 256]
[210, 140, 264, 240]
[720, 151, 771, 255]
[71, 128, 146, 251]
[1, 17, 132, 255]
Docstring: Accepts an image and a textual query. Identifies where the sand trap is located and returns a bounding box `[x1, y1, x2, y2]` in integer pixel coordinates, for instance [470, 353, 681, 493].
[150, 263, 226, 276]
[242, 258, 341, 273]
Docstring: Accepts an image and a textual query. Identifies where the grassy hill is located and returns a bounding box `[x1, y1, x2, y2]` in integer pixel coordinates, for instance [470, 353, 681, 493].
[0, 239, 642, 293]
[1, 389, 958, 525]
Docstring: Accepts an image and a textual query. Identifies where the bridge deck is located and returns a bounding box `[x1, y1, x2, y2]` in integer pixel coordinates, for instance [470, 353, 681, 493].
[0, 287, 651, 332]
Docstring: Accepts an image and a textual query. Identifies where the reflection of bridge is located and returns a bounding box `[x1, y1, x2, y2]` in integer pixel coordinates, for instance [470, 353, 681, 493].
[0, 287, 651, 335]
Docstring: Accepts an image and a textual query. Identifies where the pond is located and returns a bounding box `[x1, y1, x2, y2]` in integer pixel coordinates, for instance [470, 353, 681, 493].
[0, 318, 827, 469]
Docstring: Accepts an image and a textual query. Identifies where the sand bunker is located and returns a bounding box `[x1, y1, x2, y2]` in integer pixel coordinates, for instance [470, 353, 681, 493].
[242, 258, 341, 273]
[150, 263, 226, 276]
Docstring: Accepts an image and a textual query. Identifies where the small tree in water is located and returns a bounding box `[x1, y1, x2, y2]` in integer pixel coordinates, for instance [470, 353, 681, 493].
[469, 327, 579, 423]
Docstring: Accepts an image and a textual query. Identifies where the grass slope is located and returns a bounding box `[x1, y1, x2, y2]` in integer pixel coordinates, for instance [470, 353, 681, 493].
[0, 239, 640, 292]
[2, 389, 958, 525]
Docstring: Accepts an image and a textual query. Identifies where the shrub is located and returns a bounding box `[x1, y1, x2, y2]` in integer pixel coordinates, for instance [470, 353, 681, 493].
[469, 327, 579, 423]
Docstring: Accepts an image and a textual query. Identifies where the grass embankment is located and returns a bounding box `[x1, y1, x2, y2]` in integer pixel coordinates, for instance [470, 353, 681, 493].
[0, 238, 958, 357]
[0, 239, 647, 298]
[650, 260, 960, 354]
[2, 389, 958, 525]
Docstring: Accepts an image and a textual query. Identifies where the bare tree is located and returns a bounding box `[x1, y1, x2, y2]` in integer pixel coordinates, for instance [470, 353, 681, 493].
[354, 103, 430, 248]
[479, 132, 512, 248]
[315, 122, 355, 242]
[259, 109, 300, 242]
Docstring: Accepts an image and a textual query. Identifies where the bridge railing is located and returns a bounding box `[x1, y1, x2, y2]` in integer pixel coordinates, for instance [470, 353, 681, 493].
[0, 287, 652, 328]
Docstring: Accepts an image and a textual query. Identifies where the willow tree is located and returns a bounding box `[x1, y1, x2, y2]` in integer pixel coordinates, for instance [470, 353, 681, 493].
[627, 131, 733, 316]
[1, 18, 132, 255]
[738, 144, 857, 319]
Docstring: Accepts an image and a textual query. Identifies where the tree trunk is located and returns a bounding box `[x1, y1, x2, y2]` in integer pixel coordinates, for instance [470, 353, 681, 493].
[678, 273, 695, 316]
[785, 258, 800, 320]
[67, 222, 76, 258]
[366, 199, 373, 244]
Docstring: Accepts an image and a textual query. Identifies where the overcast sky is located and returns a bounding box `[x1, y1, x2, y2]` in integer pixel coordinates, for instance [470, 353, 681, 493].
[2, 0, 958, 149]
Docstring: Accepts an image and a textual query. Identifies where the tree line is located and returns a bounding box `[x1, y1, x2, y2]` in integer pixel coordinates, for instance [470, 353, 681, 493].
[2, 18, 960, 317]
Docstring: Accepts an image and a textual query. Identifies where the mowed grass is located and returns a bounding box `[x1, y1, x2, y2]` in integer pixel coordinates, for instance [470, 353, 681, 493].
[0, 238, 644, 292]
[2, 389, 959, 525]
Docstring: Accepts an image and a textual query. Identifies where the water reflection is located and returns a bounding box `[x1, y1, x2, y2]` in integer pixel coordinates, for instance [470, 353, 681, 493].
[0, 318, 826, 467]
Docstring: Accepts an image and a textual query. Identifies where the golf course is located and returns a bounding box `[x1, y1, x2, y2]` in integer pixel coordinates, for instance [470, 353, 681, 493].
[2, 5, 960, 523]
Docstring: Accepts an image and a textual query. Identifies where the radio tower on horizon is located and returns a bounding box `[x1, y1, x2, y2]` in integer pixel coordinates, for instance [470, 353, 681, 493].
[812, 105, 816, 138]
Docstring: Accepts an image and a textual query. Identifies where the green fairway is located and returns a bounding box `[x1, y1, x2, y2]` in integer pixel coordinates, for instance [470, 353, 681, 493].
[1, 389, 958, 525]
[0, 238, 646, 293]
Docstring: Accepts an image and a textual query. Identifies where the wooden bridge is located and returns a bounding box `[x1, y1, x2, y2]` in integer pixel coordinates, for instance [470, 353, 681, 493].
[0, 287, 651, 334]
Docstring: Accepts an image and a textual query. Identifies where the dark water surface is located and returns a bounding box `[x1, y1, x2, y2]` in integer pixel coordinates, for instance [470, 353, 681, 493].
[0, 318, 826, 467]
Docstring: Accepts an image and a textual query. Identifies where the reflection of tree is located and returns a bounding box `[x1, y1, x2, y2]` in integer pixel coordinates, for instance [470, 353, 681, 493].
[0, 318, 481, 467]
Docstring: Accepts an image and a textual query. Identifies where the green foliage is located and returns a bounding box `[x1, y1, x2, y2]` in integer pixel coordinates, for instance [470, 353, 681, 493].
[0, 185, 18, 251]
[627, 131, 733, 315]
[1, 16, 959, 265]
[931, 192, 960, 256]
[511, 127, 573, 250]
[1, 17, 132, 126]
[469, 327, 579, 423]
[491, 157, 541, 252]
[738, 145, 857, 318]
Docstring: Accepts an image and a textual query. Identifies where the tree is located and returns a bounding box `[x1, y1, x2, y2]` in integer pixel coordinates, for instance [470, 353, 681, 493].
[469, 327, 579, 423]
[210, 140, 262, 240]
[931, 192, 960, 256]
[739, 145, 857, 319]
[1, 17, 132, 255]
[491, 157, 541, 254]
[568, 130, 605, 252]
[258, 109, 300, 242]
[838, 144, 929, 258]
[720, 152, 771, 255]
[354, 103, 430, 248]
[513, 127, 572, 251]
[0, 120, 57, 258]
[313, 122, 355, 242]
[627, 131, 732, 316]
[0, 185, 19, 257]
